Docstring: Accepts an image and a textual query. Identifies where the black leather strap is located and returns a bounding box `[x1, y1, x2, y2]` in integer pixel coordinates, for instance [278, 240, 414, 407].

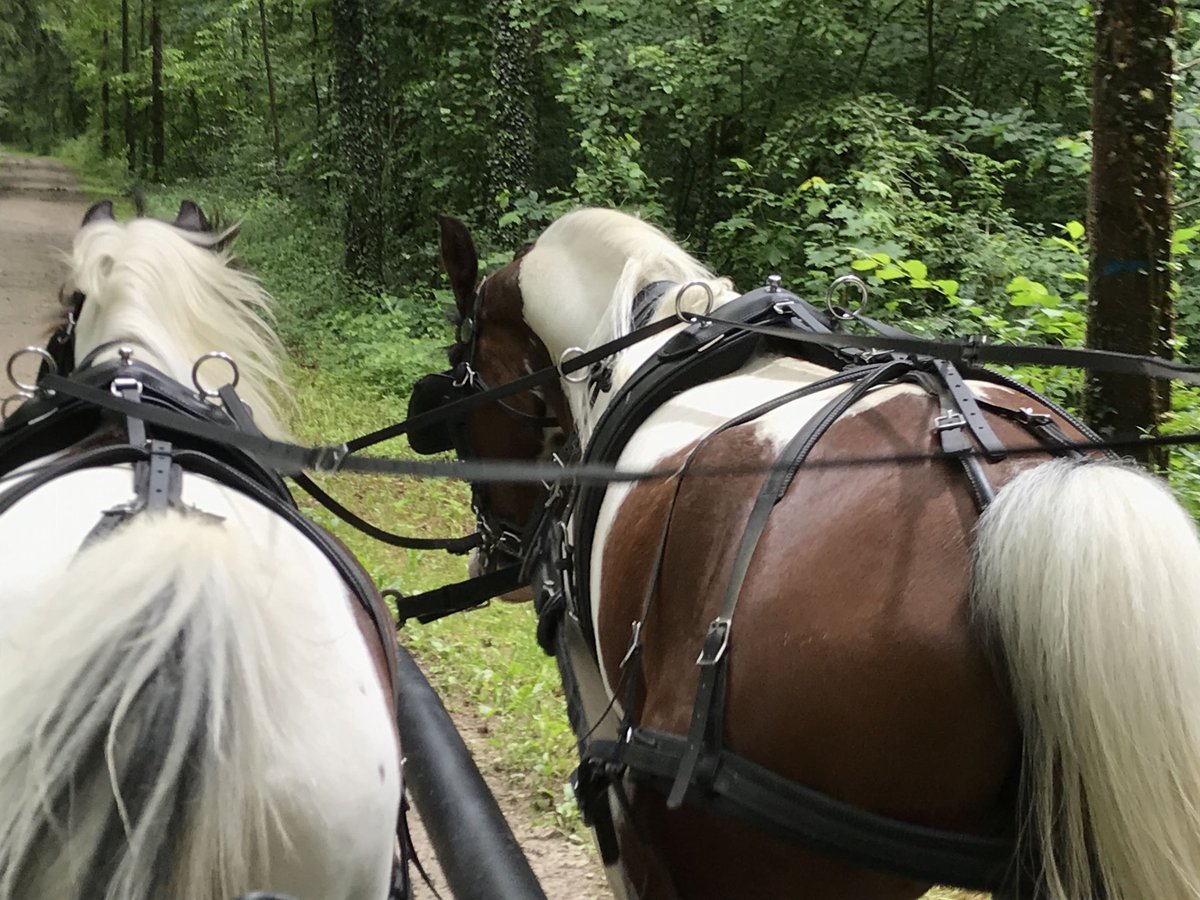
[387, 564, 524, 626]
[929, 360, 1007, 461]
[586, 729, 1020, 893]
[691, 312, 1200, 385]
[291, 472, 482, 553]
[667, 361, 913, 808]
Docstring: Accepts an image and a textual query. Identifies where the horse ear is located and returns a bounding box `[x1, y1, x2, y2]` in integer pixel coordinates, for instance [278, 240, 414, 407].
[438, 214, 479, 313]
[82, 200, 115, 227]
[175, 199, 211, 233]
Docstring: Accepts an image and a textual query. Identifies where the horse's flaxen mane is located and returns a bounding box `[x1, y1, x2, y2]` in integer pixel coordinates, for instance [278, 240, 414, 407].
[534, 208, 735, 344]
[68, 218, 289, 437]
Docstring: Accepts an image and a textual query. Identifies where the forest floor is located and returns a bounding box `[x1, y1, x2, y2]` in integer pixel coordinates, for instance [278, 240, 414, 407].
[0, 149, 609, 900]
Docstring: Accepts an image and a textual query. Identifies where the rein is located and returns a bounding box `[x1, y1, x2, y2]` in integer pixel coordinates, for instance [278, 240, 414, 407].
[34, 370, 1200, 484]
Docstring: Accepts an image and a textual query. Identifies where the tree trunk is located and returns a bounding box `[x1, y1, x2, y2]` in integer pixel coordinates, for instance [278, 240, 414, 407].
[924, 0, 937, 110]
[150, 0, 163, 177]
[139, 0, 148, 172]
[257, 0, 282, 171]
[331, 0, 386, 285]
[1086, 0, 1177, 465]
[486, 0, 536, 243]
[310, 8, 323, 134]
[101, 29, 111, 156]
[121, 0, 134, 171]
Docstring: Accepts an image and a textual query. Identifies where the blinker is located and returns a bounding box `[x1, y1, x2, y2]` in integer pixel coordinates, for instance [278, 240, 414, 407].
[406, 371, 463, 455]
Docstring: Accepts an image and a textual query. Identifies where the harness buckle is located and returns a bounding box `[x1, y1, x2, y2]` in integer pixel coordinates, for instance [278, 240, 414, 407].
[494, 529, 523, 559]
[959, 334, 986, 368]
[111, 376, 144, 398]
[312, 443, 349, 472]
[1016, 406, 1052, 426]
[697, 617, 731, 666]
[934, 410, 966, 432]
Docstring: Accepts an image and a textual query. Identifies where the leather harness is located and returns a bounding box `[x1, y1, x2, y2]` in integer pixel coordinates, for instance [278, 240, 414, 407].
[0, 354, 413, 900]
[526, 283, 1103, 894]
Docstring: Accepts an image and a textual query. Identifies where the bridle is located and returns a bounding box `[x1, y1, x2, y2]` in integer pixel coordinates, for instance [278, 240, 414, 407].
[408, 277, 561, 573]
[451, 279, 560, 430]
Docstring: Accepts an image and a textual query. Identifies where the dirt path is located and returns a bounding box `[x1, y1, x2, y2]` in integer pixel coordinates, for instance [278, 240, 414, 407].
[0, 151, 85, 388]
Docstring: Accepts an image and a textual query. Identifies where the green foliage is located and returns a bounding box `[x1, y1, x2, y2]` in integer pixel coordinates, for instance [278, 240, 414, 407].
[1166, 387, 1200, 519]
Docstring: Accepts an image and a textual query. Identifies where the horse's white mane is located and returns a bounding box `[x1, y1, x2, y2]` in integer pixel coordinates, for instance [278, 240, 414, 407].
[68, 219, 289, 438]
[532, 208, 734, 344]
[520, 208, 739, 437]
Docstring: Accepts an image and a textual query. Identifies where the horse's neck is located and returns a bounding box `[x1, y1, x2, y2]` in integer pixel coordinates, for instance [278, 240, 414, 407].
[81, 306, 189, 384]
[555, 278, 742, 445]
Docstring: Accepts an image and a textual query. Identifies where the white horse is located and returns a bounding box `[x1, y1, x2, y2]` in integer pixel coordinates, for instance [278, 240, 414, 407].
[430, 207, 1200, 900]
[0, 202, 401, 900]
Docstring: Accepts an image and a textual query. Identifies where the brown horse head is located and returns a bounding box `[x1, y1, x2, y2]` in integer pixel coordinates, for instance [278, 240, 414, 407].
[429, 215, 570, 584]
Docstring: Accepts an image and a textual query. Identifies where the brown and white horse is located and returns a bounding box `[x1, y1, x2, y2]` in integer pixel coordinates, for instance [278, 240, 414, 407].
[0, 202, 401, 900]
[427, 208, 1200, 900]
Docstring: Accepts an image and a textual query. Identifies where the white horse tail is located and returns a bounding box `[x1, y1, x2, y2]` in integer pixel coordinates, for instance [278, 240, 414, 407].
[0, 511, 307, 900]
[972, 458, 1200, 899]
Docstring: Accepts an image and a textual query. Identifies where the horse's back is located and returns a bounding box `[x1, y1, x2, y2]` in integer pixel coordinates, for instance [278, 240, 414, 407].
[590, 364, 1044, 898]
[0, 467, 400, 900]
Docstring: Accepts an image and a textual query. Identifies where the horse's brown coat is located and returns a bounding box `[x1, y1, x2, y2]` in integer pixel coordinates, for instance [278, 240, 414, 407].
[436, 216, 1096, 899]
[594, 391, 1065, 898]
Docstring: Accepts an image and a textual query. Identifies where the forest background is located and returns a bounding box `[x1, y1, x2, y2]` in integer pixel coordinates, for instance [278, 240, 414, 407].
[3, 0, 1200, 847]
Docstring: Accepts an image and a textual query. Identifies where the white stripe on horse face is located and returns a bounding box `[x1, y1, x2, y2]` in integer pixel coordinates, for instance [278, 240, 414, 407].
[586, 354, 931, 693]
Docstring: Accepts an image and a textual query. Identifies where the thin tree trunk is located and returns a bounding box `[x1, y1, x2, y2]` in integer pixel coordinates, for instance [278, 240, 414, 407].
[101, 29, 111, 156]
[1086, 0, 1177, 465]
[150, 0, 164, 176]
[310, 8, 323, 133]
[239, 16, 253, 107]
[257, 0, 282, 170]
[331, 0, 386, 284]
[139, 0, 148, 172]
[121, 0, 134, 171]
[486, 0, 536, 242]
[924, 0, 937, 110]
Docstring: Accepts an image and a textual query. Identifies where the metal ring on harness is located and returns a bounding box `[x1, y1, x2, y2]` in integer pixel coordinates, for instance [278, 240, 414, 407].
[191, 351, 240, 399]
[826, 274, 869, 321]
[559, 347, 590, 384]
[6, 346, 57, 393]
[674, 281, 715, 323]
